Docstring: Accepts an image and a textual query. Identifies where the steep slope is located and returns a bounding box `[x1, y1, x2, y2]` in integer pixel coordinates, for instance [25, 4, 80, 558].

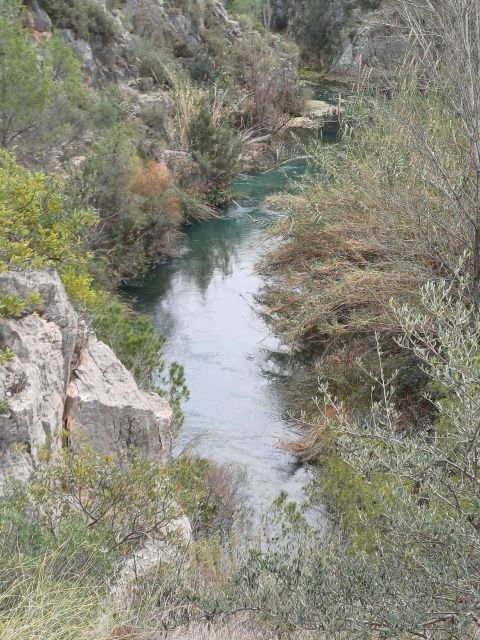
[0, 270, 172, 491]
[25, 0, 242, 85]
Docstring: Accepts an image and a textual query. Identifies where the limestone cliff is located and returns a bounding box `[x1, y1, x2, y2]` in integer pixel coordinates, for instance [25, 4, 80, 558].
[325, 6, 405, 84]
[266, 0, 381, 62]
[0, 271, 172, 491]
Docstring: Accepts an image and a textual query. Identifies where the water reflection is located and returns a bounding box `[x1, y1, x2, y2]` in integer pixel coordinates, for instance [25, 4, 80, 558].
[129, 163, 311, 508]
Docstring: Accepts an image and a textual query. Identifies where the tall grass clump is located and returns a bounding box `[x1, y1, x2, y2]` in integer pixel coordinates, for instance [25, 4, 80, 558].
[0, 545, 112, 640]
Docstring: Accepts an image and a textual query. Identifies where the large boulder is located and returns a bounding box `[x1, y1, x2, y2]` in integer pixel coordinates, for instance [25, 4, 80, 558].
[0, 270, 173, 491]
[65, 335, 172, 465]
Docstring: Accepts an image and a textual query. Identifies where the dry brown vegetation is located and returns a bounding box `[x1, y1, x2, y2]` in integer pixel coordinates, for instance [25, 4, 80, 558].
[262, 87, 471, 344]
[260, 83, 474, 459]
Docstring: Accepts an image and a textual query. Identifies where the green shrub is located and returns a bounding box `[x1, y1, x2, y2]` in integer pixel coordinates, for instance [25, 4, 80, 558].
[169, 456, 250, 538]
[0, 4, 87, 156]
[0, 295, 26, 318]
[226, 0, 263, 28]
[90, 85, 133, 130]
[139, 101, 166, 131]
[0, 149, 98, 306]
[38, 0, 115, 43]
[6, 444, 190, 554]
[188, 96, 242, 184]
[130, 35, 180, 86]
[0, 348, 15, 365]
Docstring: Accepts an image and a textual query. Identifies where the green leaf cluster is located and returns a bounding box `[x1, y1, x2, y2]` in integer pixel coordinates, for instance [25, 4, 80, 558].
[0, 149, 99, 305]
[0, 3, 87, 154]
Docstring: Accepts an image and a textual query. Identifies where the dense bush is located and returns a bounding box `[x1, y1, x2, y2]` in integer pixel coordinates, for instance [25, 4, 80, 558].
[226, 0, 262, 24]
[188, 96, 242, 184]
[37, 0, 115, 43]
[169, 456, 250, 538]
[130, 35, 180, 86]
[0, 149, 98, 305]
[67, 125, 214, 281]
[230, 33, 304, 132]
[0, 2, 87, 159]
[0, 443, 253, 639]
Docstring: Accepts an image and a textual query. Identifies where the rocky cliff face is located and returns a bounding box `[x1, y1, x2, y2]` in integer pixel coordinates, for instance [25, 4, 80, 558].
[325, 6, 404, 83]
[0, 271, 172, 491]
[267, 0, 381, 59]
[266, 0, 402, 83]
[25, 0, 241, 85]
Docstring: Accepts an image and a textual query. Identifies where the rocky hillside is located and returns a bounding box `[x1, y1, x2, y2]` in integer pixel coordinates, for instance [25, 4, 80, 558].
[25, 0, 241, 85]
[0, 270, 172, 491]
[266, 0, 404, 83]
[11, 0, 303, 282]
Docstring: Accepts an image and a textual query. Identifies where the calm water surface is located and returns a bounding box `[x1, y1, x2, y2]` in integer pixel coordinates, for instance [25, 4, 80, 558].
[132, 88, 341, 508]
[132, 164, 310, 508]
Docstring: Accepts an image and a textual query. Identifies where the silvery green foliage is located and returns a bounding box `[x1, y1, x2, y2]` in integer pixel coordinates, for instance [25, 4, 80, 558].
[223, 273, 480, 638]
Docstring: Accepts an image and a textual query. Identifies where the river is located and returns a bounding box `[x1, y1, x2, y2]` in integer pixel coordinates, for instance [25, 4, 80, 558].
[130, 92, 340, 509]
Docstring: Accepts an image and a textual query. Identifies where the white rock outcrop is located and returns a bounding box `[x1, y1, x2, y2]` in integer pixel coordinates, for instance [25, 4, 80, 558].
[0, 270, 172, 490]
[65, 334, 172, 465]
[0, 271, 78, 490]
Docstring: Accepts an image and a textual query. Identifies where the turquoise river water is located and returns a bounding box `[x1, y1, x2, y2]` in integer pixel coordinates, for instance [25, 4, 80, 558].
[131, 97, 340, 508]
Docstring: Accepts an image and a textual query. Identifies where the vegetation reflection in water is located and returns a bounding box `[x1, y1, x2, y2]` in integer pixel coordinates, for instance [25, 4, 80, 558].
[130, 161, 310, 508]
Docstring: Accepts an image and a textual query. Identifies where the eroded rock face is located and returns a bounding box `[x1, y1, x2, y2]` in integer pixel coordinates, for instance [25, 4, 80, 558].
[65, 335, 172, 465]
[124, 0, 240, 57]
[23, 0, 52, 37]
[326, 8, 406, 83]
[0, 271, 78, 490]
[0, 271, 172, 490]
[24, 0, 241, 86]
[266, 0, 404, 83]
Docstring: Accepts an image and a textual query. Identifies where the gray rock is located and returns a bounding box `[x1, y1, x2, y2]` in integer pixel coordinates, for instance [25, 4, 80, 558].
[23, 1, 52, 34]
[65, 334, 172, 464]
[59, 28, 76, 45]
[0, 271, 173, 490]
[124, 0, 240, 57]
[71, 39, 98, 77]
[265, 0, 383, 66]
[0, 271, 78, 489]
[326, 8, 406, 83]
[123, 0, 201, 56]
